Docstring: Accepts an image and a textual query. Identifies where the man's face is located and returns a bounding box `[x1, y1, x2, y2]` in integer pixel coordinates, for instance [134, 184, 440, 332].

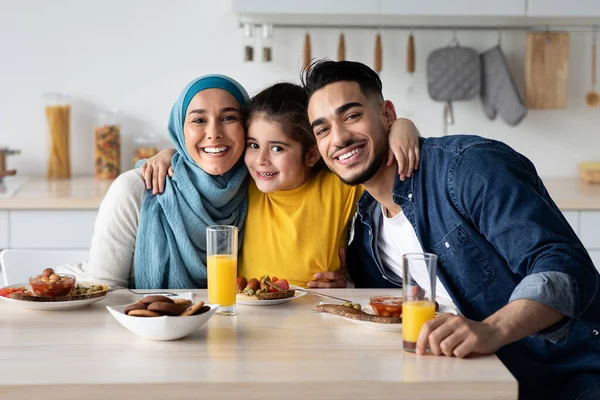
[307, 81, 388, 186]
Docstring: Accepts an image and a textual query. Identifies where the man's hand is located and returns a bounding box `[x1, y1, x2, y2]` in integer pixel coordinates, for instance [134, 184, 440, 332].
[307, 270, 347, 288]
[416, 299, 567, 358]
[416, 314, 504, 358]
[307, 248, 348, 288]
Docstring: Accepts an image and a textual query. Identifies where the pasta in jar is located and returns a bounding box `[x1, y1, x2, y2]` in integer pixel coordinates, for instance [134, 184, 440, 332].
[45, 100, 71, 179]
[95, 124, 121, 179]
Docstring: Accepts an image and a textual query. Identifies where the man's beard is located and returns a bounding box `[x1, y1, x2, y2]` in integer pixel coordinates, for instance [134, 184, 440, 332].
[329, 138, 386, 186]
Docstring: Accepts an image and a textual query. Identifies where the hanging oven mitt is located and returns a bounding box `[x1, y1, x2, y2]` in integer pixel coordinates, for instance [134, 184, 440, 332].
[480, 45, 528, 126]
[427, 44, 481, 134]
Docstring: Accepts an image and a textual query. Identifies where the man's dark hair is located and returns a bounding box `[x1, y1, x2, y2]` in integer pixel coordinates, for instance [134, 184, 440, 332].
[301, 59, 384, 103]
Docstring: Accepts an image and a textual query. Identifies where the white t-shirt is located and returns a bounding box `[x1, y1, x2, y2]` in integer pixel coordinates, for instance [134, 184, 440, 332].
[377, 205, 455, 304]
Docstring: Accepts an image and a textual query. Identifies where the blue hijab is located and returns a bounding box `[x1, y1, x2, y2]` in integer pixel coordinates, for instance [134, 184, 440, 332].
[133, 75, 250, 289]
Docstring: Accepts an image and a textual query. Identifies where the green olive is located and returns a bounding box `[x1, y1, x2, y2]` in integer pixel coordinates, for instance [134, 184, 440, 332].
[353, 304, 362, 311]
[343, 302, 352, 308]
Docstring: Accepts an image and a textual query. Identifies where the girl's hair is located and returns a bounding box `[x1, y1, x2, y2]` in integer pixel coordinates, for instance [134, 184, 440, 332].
[246, 82, 325, 172]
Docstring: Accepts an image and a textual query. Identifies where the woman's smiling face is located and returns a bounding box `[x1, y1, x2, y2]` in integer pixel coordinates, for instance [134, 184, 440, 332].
[183, 88, 245, 175]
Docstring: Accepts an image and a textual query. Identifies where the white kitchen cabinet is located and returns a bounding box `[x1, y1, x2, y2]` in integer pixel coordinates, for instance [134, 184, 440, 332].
[527, 0, 600, 17]
[0, 211, 8, 248]
[381, 0, 526, 16]
[578, 211, 600, 249]
[561, 211, 579, 235]
[9, 211, 97, 249]
[231, 0, 381, 15]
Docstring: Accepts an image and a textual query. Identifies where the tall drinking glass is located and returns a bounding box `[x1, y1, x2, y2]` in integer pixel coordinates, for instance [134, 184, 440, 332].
[207, 225, 238, 315]
[402, 253, 438, 352]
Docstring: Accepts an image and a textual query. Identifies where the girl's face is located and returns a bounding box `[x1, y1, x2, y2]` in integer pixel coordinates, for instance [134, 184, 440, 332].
[183, 88, 245, 175]
[245, 115, 315, 193]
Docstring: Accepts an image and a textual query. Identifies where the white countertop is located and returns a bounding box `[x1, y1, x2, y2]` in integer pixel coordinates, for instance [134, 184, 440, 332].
[0, 289, 517, 399]
[541, 178, 600, 210]
[0, 176, 114, 210]
[0, 176, 598, 210]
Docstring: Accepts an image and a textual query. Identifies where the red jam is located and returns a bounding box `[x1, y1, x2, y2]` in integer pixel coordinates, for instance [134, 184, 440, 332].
[369, 296, 403, 318]
[29, 273, 76, 297]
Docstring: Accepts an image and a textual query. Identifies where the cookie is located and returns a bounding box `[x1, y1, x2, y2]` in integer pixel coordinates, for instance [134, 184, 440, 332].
[128, 309, 162, 317]
[141, 295, 174, 304]
[147, 301, 189, 316]
[180, 301, 208, 316]
[124, 301, 147, 315]
[192, 305, 211, 316]
[173, 299, 193, 307]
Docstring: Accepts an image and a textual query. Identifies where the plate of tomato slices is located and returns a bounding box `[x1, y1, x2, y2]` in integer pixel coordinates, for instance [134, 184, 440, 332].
[0, 283, 112, 311]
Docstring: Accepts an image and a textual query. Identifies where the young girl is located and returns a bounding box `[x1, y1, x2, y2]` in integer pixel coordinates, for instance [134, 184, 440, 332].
[143, 83, 420, 287]
[239, 83, 361, 286]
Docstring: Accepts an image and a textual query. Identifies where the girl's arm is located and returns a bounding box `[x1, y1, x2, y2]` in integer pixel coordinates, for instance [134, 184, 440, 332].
[387, 118, 421, 181]
[138, 148, 176, 194]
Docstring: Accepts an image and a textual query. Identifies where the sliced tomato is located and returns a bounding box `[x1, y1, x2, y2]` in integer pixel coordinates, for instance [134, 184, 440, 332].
[271, 276, 278, 283]
[274, 279, 289, 291]
[0, 287, 26, 298]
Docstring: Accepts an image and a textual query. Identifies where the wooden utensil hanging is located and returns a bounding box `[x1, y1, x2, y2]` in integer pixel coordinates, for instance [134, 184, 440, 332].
[374, 32, 382, 72]
[406, 33, 415, 73]
[303, 32, 312, 68]
[337, 33, 346, 61]
[586, 32, 599, 107]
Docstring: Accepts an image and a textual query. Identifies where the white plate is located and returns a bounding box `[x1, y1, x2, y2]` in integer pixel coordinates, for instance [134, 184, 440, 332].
[320, 303, 458, 332]
[0, 282, 112, 311]
[106, 303, 218, 341]
[344, 304, 403, 332]
[236, 286, 307, 306]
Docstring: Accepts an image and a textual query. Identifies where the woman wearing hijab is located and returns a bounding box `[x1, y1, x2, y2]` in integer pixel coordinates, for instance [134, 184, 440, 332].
[58, 75, 250, 289]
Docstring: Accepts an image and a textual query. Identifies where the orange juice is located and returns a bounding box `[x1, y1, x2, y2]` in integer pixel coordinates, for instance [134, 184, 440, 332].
[207, 254, 237, 307]
[402, 300, 436, 352]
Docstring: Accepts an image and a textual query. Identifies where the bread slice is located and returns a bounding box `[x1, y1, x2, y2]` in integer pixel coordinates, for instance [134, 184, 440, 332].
[9, 284, 109, 302]
[256, 289, 295, 300]
[316, 304, 402, 324]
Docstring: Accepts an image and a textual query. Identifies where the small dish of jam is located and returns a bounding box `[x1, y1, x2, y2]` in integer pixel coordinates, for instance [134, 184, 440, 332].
[369, 296, 403, 318]
[29, 268, 76, 297]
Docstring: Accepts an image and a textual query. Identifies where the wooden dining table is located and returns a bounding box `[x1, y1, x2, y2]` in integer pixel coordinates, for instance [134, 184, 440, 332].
[0, 289, 517, 400]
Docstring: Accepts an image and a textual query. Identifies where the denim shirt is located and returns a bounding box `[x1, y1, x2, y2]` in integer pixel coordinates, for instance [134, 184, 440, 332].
[347, 135, 600, 400]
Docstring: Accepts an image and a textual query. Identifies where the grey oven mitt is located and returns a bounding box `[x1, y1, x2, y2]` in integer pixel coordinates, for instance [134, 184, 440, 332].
[427, 45, 481, 134]
[480, 45, 528, 126]
[427, 45, 481, 102]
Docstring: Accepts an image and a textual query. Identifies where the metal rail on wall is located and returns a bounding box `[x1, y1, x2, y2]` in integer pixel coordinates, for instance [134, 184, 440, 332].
[241, 23, 599, 33]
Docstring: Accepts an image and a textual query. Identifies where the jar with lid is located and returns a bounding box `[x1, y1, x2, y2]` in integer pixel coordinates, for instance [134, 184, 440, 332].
[94, 109, 121, 179]
[243, 23, 254, 62]
[133, 134, 160, 167]
[43, 92, 71, 179]
[262, 24, 273, 62]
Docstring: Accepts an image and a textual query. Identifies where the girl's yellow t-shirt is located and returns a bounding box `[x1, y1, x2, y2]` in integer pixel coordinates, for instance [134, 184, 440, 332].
[239, 170, 363, 287]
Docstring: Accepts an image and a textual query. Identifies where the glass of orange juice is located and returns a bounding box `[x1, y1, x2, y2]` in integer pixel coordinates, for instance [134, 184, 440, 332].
[207, 225, 238, 315]
[402, 253, 438, 352]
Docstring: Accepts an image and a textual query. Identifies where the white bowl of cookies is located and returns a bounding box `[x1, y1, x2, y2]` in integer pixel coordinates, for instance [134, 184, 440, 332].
[106, 295, 219, 341]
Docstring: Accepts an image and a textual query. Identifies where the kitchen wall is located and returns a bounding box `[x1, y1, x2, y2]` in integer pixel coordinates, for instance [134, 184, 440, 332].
[0, 0, 598, 178]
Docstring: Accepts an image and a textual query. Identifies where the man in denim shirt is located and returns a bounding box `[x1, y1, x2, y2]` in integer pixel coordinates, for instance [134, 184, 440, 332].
[303, 60, 600, 400]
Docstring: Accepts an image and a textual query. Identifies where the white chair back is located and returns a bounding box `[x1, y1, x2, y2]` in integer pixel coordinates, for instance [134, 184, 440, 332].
[0, 249, 88, 286]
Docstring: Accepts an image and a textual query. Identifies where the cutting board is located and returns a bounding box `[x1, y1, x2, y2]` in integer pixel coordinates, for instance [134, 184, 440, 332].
[525, 32, 570, 109]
